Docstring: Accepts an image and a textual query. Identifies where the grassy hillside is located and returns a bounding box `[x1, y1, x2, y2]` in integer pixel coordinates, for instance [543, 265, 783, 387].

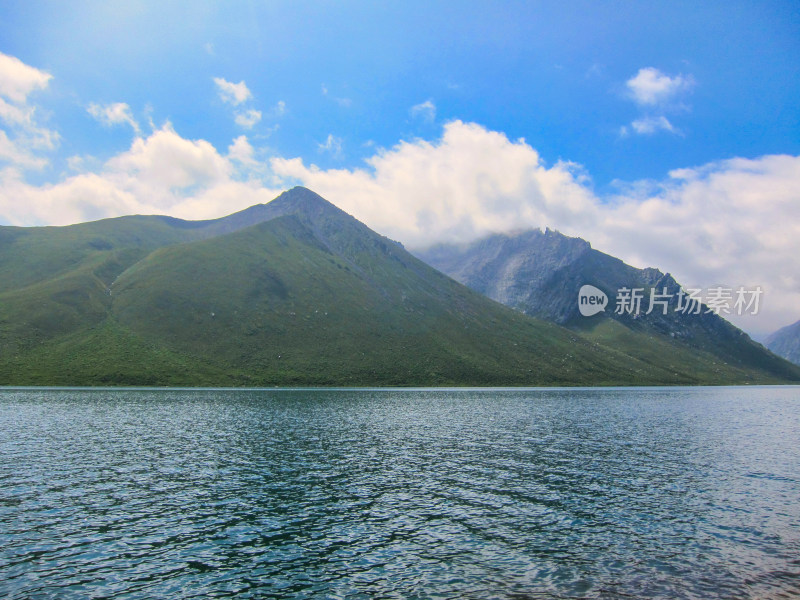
[106, 214, 681, 386]
[1, 187, 798, 386]
[0, 200, 285, 295]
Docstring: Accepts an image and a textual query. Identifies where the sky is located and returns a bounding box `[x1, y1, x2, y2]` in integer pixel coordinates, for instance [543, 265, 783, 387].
[0, 0, 799, 337]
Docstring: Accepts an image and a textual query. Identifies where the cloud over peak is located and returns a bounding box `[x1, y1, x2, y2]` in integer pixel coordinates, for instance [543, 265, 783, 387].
[272, 120, 597, 246]
[107, 123, 230, 191]
[271, 121, 800, 334]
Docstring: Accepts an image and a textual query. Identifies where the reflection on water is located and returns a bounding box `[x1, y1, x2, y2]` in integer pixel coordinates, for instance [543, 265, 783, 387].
[1, 386, 799, 599]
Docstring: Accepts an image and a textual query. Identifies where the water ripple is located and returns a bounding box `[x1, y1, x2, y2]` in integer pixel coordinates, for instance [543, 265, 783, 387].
[1, 386, 799, 599]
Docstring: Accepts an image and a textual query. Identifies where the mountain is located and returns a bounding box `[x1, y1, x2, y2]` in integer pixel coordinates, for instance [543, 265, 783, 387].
[0, 201, 279, 296]
[766, 320, 800, 366]
[416, 229, 800, 382]
[1, 188, 797, 386]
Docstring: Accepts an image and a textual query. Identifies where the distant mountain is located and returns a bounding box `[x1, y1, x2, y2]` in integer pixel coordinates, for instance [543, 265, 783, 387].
[1, 188, 797, 386]
[766, 320, 800, 366]
[416, 229, 800, 381]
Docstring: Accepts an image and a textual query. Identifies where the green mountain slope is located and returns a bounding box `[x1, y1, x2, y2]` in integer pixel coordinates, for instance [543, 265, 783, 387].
[0, 196, 290, 360]
[0, 200, 286, 295]
[1, 188, 797, 386]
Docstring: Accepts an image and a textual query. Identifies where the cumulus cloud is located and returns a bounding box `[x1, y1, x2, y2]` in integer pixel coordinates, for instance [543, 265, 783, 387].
[273, 121, 597, 246]
[234, 108, 262, 129]
[106, 123, 230, 193]
[626, 67, 693, 106]
[213, 77, 252, 105]
[271, 120, 800, 335]
[212, 77, 278, 129]
[0, 123, 282, 227]
[0, 59, 277, 225]
[87, 102, 140, 134]
[0, 52, 52, 104]
[0, 52, 58, 169]
[622, 67, 693, 137]
[596, 155, 800, 335]
[0, 130, 47, 169]
[410, 99, 436, 122]
[227, 135, 257, 166]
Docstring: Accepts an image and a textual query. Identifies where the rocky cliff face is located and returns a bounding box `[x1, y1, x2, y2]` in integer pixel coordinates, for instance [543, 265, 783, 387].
[766, 320, 800, 365]
[415, 228, 797, 377]
[418, 229, 591, 322]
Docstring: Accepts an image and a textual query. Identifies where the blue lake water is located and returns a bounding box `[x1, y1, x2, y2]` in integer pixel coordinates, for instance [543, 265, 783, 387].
[1, 386, 799, 599]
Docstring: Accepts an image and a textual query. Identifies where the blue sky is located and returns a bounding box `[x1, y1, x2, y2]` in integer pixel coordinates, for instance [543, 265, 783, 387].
[4, 0, 798, 185]
[1, 0, 799, 334]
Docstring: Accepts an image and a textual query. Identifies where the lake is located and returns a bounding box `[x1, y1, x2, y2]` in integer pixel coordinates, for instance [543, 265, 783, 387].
[1, 386, 799, 599]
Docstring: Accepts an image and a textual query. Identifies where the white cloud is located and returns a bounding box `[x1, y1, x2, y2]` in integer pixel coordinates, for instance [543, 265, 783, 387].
[0, 123, 281, 228]
[410, 99, 436, 122]
[271, 121, 800, 335]
[0, 166, 139, 225]
[87, 102, 140, 134]
[0, 52, 58, 169]
[622, 67, 693, 137]
[631, 116, 678, 135]
[106, 123, 231, 193]
[317, 134, 343, 158]
[213, 77, 252, 105]
[0, 52, 52, 104]
[626, 67, 693, 106]
[594, 155, 800, 335]
[213, 77, 272, 129]
[0, 130, 47, 169]
[0, 97, 34, 128]
[228, 135, 256, 166]
[67, 155, 85, 171]
[234, 108, 262, 129]
[273, 121, 597, 246]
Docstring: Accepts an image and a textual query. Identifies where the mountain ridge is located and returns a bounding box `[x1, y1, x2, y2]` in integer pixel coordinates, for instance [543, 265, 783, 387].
[1, 187, 798, 386]
[766, 320, 800, 366]
[415, 228, 799, 381]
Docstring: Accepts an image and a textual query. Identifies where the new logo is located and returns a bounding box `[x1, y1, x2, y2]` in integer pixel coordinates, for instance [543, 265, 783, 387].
[578, 285, 608, 317]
